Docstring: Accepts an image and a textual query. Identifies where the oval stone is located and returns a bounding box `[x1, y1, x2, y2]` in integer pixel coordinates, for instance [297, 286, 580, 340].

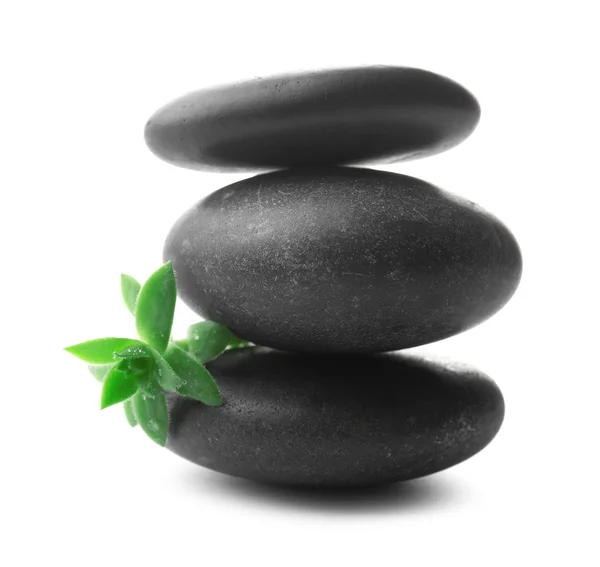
[145, 66, 480, 172]
[164, 167, 522, 353]
[167, 348, 504, 486]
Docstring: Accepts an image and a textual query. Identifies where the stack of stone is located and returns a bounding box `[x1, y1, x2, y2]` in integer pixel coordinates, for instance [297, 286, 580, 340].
[145, 66, 522, 487]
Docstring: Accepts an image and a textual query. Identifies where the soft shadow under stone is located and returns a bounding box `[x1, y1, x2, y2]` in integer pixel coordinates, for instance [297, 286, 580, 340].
[167, 348, 504, 487]
[187, 470, 466, 514]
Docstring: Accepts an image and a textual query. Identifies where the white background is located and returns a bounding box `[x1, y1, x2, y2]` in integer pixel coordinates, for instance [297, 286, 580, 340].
[2, 1, 599, 565]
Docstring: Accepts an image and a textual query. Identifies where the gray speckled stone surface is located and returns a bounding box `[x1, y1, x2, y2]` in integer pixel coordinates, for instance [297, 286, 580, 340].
[144, 66, 480, 172]
[167, 347, 504, 486]
[164, 167, 522, 353]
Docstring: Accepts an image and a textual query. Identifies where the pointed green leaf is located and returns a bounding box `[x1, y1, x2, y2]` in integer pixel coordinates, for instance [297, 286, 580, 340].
[132, 388, 169, 446]
[88, 363, 116, 383]
[228, 338, 252, 350]
[135, 262, 176, 354]
[165, 343, 223, 406]
[151, 354, 183, 392]
[117, 343, 183, 391]
[187, 321, 237, 363]
[65, 338, 140, 364]
[123, 399, 138, 427]
[115, 343, 153, 360]
[121, 274, 141, 315]
[100, 360, 138, 409]
[135, 372, 162, 397]
[173, 339, 190, 351]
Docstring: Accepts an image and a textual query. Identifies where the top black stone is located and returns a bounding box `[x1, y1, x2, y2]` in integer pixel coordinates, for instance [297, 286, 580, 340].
[144, 66, 481, 172]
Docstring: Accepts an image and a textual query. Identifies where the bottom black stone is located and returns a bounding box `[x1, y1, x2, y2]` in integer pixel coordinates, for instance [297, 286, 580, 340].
[167, 348, 504, 487]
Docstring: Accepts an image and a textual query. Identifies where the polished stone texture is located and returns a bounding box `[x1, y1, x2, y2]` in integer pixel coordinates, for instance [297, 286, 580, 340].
[164, 167, 522, 353]
[145, 66, 480, 172]
[167, 348, 504, 486]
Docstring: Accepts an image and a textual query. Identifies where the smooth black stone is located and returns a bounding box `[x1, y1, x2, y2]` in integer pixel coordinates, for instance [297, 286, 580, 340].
[145, 66, 480, 172]
[164, 167, 522, 354]
[167, 348, 504, 487]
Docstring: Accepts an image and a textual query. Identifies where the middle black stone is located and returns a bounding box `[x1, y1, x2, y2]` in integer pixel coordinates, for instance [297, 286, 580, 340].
[165, 167, 522, 353]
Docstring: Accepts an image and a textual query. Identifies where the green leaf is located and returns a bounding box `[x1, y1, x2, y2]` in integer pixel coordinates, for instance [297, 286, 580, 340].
[117, 343, 183, 391]
[100, 360, 138, 409]
[121, 274, 141, 315]
[132, 388, 169, 446]
[135, 373, 162, 397]
[88, 363, 116, 383]
[187, 321, 237, 363]
[65, 338, 140, 364]
[115, 343, 154, 360]
[135, 262, 177, 354]
[228, 338, 252, 350]
[173, 338, 190, 351]
[165, 343, 223, 406]
[123, 399, 138, 427]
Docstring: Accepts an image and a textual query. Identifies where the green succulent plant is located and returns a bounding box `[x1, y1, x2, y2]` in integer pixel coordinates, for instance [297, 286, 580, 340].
[65, 262, 250, 445]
